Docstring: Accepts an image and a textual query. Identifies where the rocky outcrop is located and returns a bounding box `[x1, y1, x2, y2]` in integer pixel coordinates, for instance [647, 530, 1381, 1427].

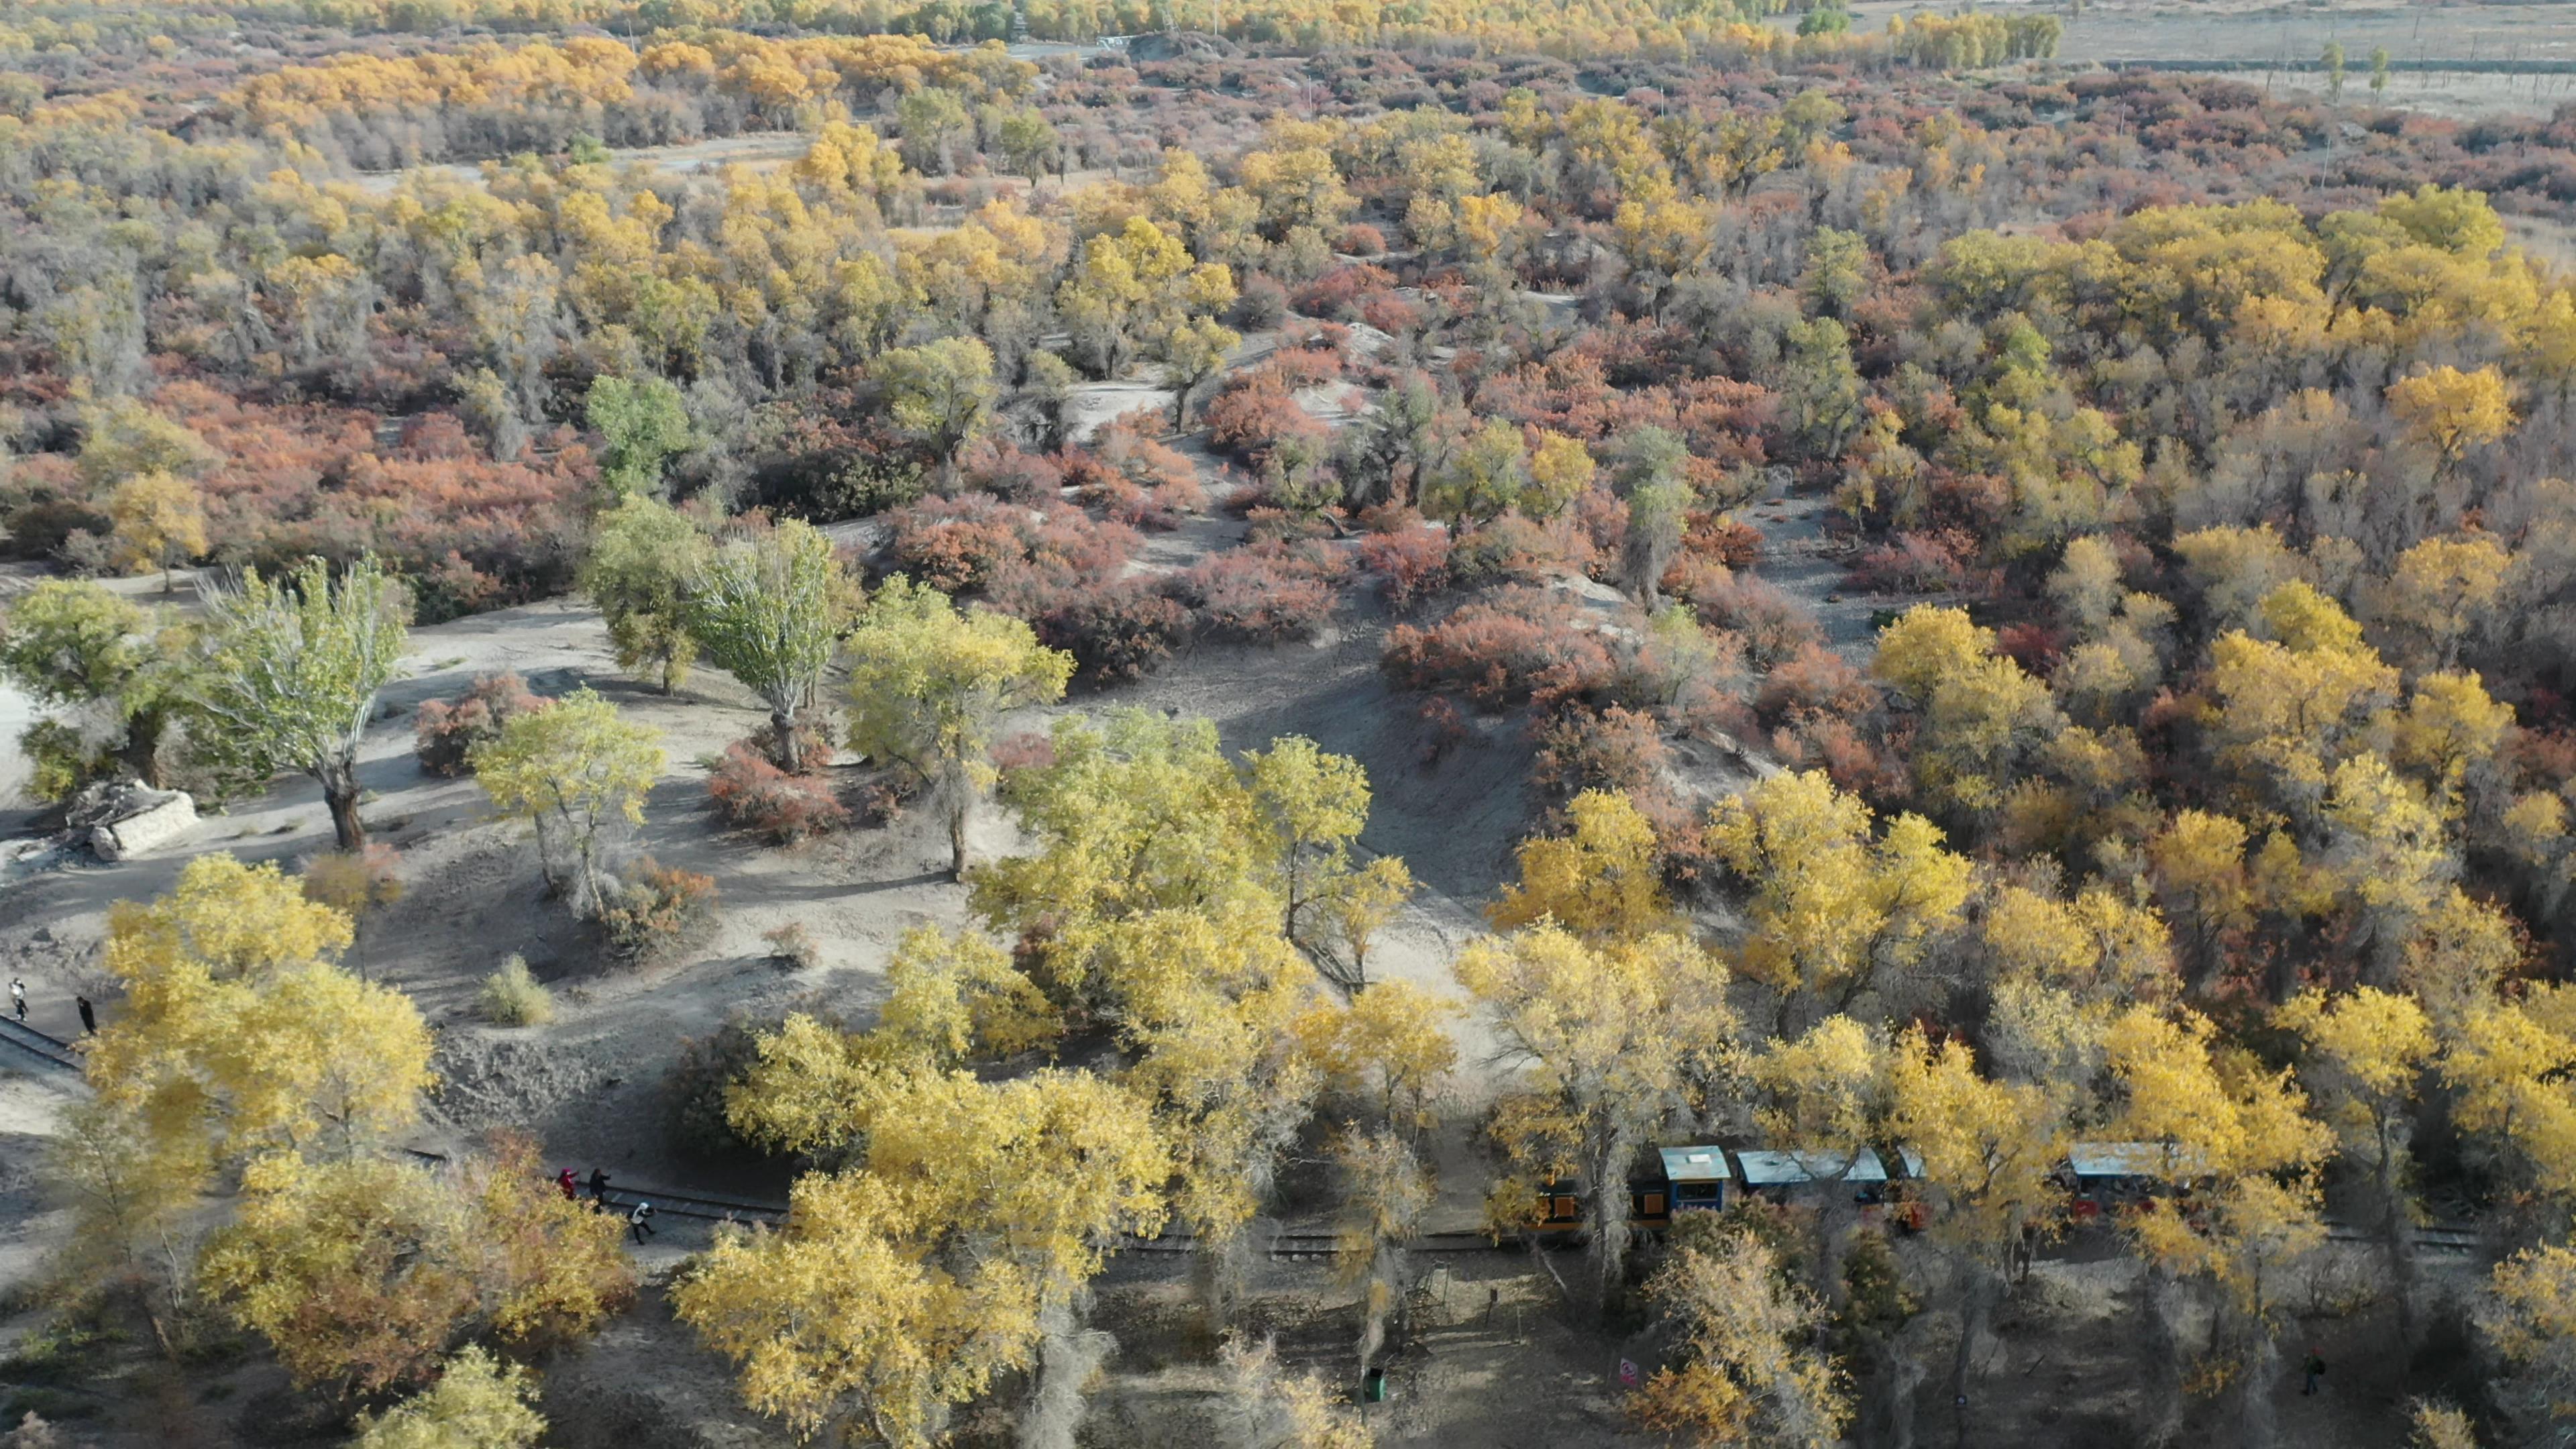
[66, 781, 199, 861]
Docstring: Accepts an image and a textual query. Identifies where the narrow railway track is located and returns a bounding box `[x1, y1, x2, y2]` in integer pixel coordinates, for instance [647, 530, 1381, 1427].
[0, 1017, 81, 1073]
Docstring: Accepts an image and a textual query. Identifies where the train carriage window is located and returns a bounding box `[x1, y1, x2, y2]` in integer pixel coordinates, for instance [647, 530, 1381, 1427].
[1640, 1192, 1665, 1217]
[1550, 1195, 1579, 1222]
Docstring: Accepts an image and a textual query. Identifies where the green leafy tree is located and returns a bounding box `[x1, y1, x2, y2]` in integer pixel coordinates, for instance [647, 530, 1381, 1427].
[470, 688, 666, 918]
[876, 338, 999, 492]
[193, 556, 411, 850]
[580, 496, 710, 695]
[686, 521, 845, 773]
[1617, 427, 1694, 607]
[842, 575, 1073, 876]
[0, 580, 195, 792]
[585, 374, 694, 501]
[1159, 315, 1240, 429]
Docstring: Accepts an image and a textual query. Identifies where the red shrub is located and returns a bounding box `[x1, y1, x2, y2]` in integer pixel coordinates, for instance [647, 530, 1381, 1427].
[1170, 540, 1351, 641]
[1359, 521, 1454, 609]
[415, 672, 549, 776]
[888, 496, 1142, 594]
[1756, 642, 1880, 724]
[1339, 223, 1387, 255]
[1360, 292, 1424, 338]
[708, 742, 851, 844]
[1382, 587, 1621, 710]
[887, 494, 1028, 592]
[1267, 346, 1344, 389]
[1203, 372, 1328, 470]
[1022, 578, 1189, 682]
[603, 857, 720, 963]
[1676, 572, 1822, 671]
[1849, 531, 1970, 595]
[1996, 623, 2065, 676]
[1291, 263, 1398, 319]
[965, 443, 1066, 505]
[1684, 513, 1766, 568]
[1533, 704, 1672, 800]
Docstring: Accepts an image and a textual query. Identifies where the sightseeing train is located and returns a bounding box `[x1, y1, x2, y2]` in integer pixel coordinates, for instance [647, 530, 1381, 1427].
[1528, 1141, 2171, 1239]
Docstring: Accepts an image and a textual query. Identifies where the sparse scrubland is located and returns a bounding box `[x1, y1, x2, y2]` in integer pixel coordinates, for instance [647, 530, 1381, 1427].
[13, 1, 2576, 1446]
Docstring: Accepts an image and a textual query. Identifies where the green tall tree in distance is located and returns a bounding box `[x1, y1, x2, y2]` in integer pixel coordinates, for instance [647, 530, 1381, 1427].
[843, 575, 1073, 876]
[585, 374, 694, 501]
[685, 520, 845, 773]
[875, 337, 998, 493]
[193, 556, 411, 850]
[0, 580, 197, 794]
[581, 496, 709, 695]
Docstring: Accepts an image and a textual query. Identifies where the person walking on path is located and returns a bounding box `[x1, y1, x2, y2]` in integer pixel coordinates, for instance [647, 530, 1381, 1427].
[2302, 1347, 2326, 1396]
[557, 1169, 578, 1201]
[628, 1200, 656, 1244]
[588, 1167, 610, 1208]
[9, 979, 23, 1023]
[76, 996, 95, 1034]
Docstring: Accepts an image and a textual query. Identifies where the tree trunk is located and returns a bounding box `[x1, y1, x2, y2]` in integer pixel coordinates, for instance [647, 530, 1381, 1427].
[769, 704, 805, 773]
[321, 766, 366, 851]
[948, 792, 971, 878]
[1947, 1263, 1995, 1441]
[2138, 1264, 2186, 1448]
[2236, 1328, 2281, 1449]
[1587, 1128, 1637, 1321]
[1018, 1293, 1113, 1449]
[2380, 1143, 2420, 1354]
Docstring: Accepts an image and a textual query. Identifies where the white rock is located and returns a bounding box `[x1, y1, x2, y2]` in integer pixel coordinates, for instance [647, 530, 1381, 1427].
[91, 792, 198, 861]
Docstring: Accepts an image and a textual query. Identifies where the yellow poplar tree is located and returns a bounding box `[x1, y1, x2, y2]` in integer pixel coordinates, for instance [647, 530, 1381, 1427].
[1455, 924, 1734, 1313]
[842, 575, 1073, 877]
[1488, 788, 1678, 938]
[2278, 986, 2436, 1344]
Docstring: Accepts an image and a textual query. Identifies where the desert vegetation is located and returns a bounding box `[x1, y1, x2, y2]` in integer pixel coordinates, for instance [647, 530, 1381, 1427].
[11, 1, 2576, 1446]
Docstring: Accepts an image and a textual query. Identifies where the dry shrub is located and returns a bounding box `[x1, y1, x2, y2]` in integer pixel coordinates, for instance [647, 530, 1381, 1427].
[1203, 370, 1328, 470]
[415, 672, 548, 775]
[1683, 512, 1766, 568]
[1019, 578, 1189, 683]
[602, 858, 718, 963]
[762, 922, 819, 969]
[1681, 572, 1823, 670]
[1418, 694, 1469, 765]
[1359, 518, 1454, 609]
[1757, 641, 1880, 724]
[708, 742, 850, 844]
[1338, 223, 1387, 255]
[478, 955, 554, 1026]
[1849, 531, 1970, 594]
[1382, 586, 1621, 711]
[1069, 421, 1203, 529]
[1450, 514, 1582, 587]
[1171, 541, 1350, 641]
[1533, 704, 1672, 800]
[1291, 262, 1397, 319]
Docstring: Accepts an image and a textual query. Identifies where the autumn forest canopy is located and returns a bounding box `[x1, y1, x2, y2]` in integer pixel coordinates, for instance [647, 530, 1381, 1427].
[13, 0, 2576, 1446]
